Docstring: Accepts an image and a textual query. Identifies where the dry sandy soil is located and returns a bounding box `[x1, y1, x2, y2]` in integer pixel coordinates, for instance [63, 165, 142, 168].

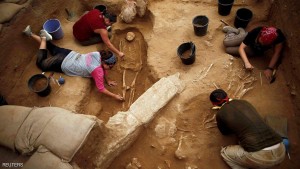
[0, 0, 299, 169]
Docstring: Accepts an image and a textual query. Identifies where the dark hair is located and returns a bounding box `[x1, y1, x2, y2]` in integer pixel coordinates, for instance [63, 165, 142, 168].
[100, 50, 112, 60]
[100, 50, 117, 65]
[94, 5, 107, 14]
[210, 89, 228, 106]
[104, 13, 117, 23]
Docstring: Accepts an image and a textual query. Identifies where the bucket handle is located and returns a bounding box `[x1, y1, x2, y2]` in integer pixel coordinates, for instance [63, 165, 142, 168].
[189, 42, 195, 55]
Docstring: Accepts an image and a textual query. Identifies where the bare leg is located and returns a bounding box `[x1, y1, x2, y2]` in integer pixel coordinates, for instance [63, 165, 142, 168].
[30, 33, 42, 44]
[39, 37, 47, 50]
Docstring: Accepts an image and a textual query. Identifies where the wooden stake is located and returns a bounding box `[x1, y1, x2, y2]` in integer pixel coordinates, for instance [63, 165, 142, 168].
[220, 19, 230, 26]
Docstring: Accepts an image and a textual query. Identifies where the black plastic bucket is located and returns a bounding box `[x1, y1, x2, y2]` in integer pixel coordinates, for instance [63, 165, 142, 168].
[192, 15, 209, 36]
[234, 8, 253, 28]
[94, 4, 107, 14]
[0, 95, 8, 106]
[218, 0, 234, 16]
[177, 42, 196, 65]
[28, 74, 51, 97]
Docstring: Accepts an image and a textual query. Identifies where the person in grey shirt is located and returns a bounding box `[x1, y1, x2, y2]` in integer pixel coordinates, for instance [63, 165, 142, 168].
[23, 25, 124, 101]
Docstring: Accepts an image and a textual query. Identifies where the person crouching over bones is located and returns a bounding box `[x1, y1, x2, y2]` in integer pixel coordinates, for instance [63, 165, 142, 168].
[209, 89, 285, 169]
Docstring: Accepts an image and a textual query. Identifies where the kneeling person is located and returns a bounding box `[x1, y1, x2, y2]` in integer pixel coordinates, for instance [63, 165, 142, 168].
[209, 89, 285, 169]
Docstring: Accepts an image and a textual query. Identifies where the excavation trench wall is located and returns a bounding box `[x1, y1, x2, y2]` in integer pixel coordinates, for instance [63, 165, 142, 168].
[269, 0, 300, 113]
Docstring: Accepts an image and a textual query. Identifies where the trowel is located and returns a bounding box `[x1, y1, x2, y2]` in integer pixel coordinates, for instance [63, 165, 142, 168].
[270, 69, 277, 84]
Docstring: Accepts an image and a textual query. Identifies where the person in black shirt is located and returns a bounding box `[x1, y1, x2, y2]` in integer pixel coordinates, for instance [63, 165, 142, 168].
[210, 89, 285, 169]
[223, 26, 286, 83]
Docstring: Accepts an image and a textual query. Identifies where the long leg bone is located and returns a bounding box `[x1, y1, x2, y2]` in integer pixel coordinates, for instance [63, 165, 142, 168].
[175, 135, 187, 160]
[128, 71, 140, 108]
[122, 69, 126, 109]
[119, 39, 123, 52]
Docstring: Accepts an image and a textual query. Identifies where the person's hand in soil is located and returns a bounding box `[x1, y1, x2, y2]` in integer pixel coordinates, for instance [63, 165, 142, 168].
[264, 68, 273, 82]
[114, 94, 124, 101]
[244, 62, 254, 70]
[119, 52, 125, 60]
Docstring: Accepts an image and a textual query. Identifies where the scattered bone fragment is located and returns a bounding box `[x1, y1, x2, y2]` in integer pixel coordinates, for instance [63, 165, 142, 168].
[126, 157, 142, 169]
[164, 160, 171, 168]
[233, 83, 243, 98]
[203, 63, 214, 78]
[204, 40, 213, 47]
[242, 73, 252, 80]
[126, 163, 139, 169]
[204, 114, 216, 124]
[236, 86, 254, 99]
[132, 158, 142, 168]
[192, 63, 214, 83]
[55, 86, 62, 94]
[175, 135, 186, 160]
[205, 122, 217, 129]
[243, 77, 257, 84]
[213, 82, 219, 89]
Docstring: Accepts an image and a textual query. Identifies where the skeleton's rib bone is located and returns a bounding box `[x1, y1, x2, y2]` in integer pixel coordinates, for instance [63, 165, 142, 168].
[227, 80, 233, 91]
[237, 86, 254, 99]
[233, 84, 243, 98]
[203, 114, 216, 126]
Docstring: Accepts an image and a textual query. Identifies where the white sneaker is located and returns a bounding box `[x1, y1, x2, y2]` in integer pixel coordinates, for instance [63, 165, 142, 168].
[40, 30, 52, 41]
[23, 25, 32, 36]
